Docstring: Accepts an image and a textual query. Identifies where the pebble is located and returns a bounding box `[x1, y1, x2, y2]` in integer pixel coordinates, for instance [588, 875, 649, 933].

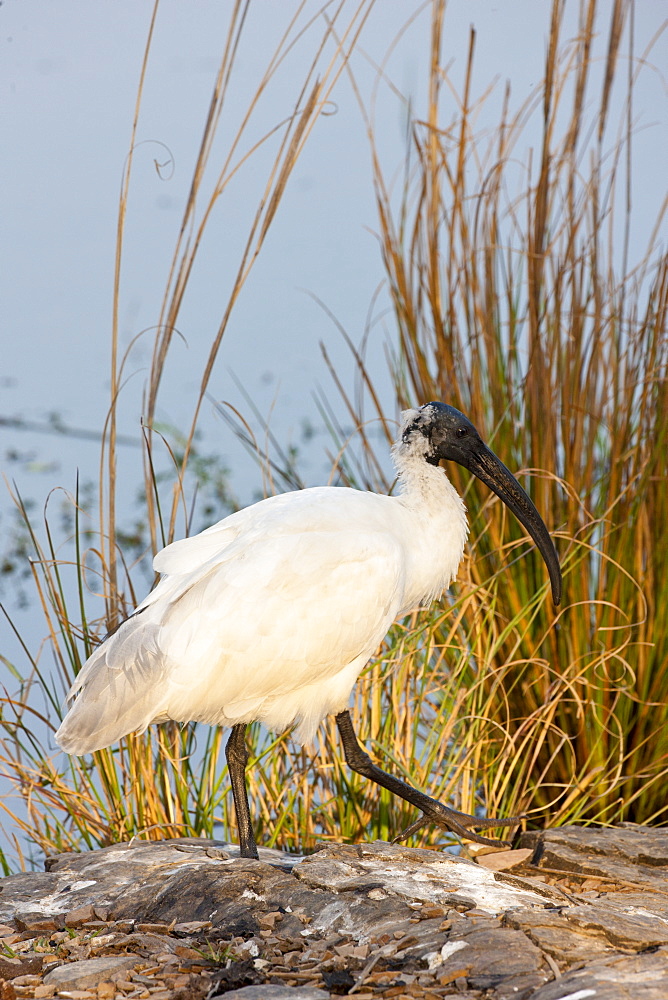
[43, 958, 138, 991]
[211, 987, 329, 1000]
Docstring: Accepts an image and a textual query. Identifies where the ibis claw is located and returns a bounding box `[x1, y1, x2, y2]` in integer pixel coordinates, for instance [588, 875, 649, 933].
[392, 807, 524, 848]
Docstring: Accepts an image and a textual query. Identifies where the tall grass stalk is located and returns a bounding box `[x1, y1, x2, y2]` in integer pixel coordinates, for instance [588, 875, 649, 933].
[222, 0, 667, 842]
[1, 0, 666, 866]
[321, 0, 667, 832]
[1, 0, 379, 864]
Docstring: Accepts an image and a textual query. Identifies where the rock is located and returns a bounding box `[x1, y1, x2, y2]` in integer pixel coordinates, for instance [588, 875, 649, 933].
[42, 957, 139, 990]
[0, 956, 43, 980]
[211, 988, 329, 1000]
[0, 873, 61, 929]
[475, 847, 534, 871]
[520, 823, 668, 889]
[427, 925, 548, 992]
[506, 907, 614, 964]
[0, 838, 292, 929]
[64, 905, 97, 927]
[209, 958, 263, 993]
[506, 900, 668, 962]
[565, 901, 668, 950]
[293, 841, 552, 914]
[531, 944, 668, 1000]
[0, 838, 554, 931]
[1, 828, 668, 999]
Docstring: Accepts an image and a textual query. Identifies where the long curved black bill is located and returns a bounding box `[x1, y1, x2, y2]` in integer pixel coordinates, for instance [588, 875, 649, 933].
[456, 444, 562, 606]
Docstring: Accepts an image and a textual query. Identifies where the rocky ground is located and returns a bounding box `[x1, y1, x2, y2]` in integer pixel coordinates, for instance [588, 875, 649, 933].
[0, 825, 667, 1000]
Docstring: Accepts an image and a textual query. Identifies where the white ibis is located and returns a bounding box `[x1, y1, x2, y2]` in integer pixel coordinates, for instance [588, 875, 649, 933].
[56, 403, 561, 858]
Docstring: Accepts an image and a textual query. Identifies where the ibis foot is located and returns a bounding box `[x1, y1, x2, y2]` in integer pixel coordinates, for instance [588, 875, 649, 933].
[335, 709, 521, 849]
[391, 809, 522, 848]
[225, 723, 260, 860]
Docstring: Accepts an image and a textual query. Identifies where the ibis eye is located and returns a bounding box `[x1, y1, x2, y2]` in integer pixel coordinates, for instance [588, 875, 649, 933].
[456, 426, 468, 438]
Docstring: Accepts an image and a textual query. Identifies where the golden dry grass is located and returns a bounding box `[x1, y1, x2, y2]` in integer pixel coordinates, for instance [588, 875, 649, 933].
[1, 0, 666, 866]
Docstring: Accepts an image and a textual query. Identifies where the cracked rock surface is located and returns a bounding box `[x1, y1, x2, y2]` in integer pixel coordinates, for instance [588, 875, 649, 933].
[0, 826, 666, 999]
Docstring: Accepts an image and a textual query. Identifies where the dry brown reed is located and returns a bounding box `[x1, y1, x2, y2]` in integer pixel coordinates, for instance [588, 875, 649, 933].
[1, 0, 666, 865]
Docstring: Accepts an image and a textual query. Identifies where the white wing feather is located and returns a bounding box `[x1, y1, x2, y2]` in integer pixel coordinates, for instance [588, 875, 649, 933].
[56, 488, 409, 753]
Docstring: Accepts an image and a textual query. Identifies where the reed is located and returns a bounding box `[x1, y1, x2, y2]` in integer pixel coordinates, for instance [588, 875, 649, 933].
[325, 0, 668, 833]
[0, 0, 379, 864]
[230, 0, 668, 842]
[1, 0, 665, 867]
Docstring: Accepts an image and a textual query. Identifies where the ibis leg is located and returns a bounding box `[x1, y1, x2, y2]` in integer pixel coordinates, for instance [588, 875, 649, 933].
[335, 710, 519, 848]
[225, 723, 259, 860]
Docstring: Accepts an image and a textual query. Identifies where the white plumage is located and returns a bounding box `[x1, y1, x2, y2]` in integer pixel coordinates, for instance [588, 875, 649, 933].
[57, 409, 468, 753]
[56, 402, 560, 855]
